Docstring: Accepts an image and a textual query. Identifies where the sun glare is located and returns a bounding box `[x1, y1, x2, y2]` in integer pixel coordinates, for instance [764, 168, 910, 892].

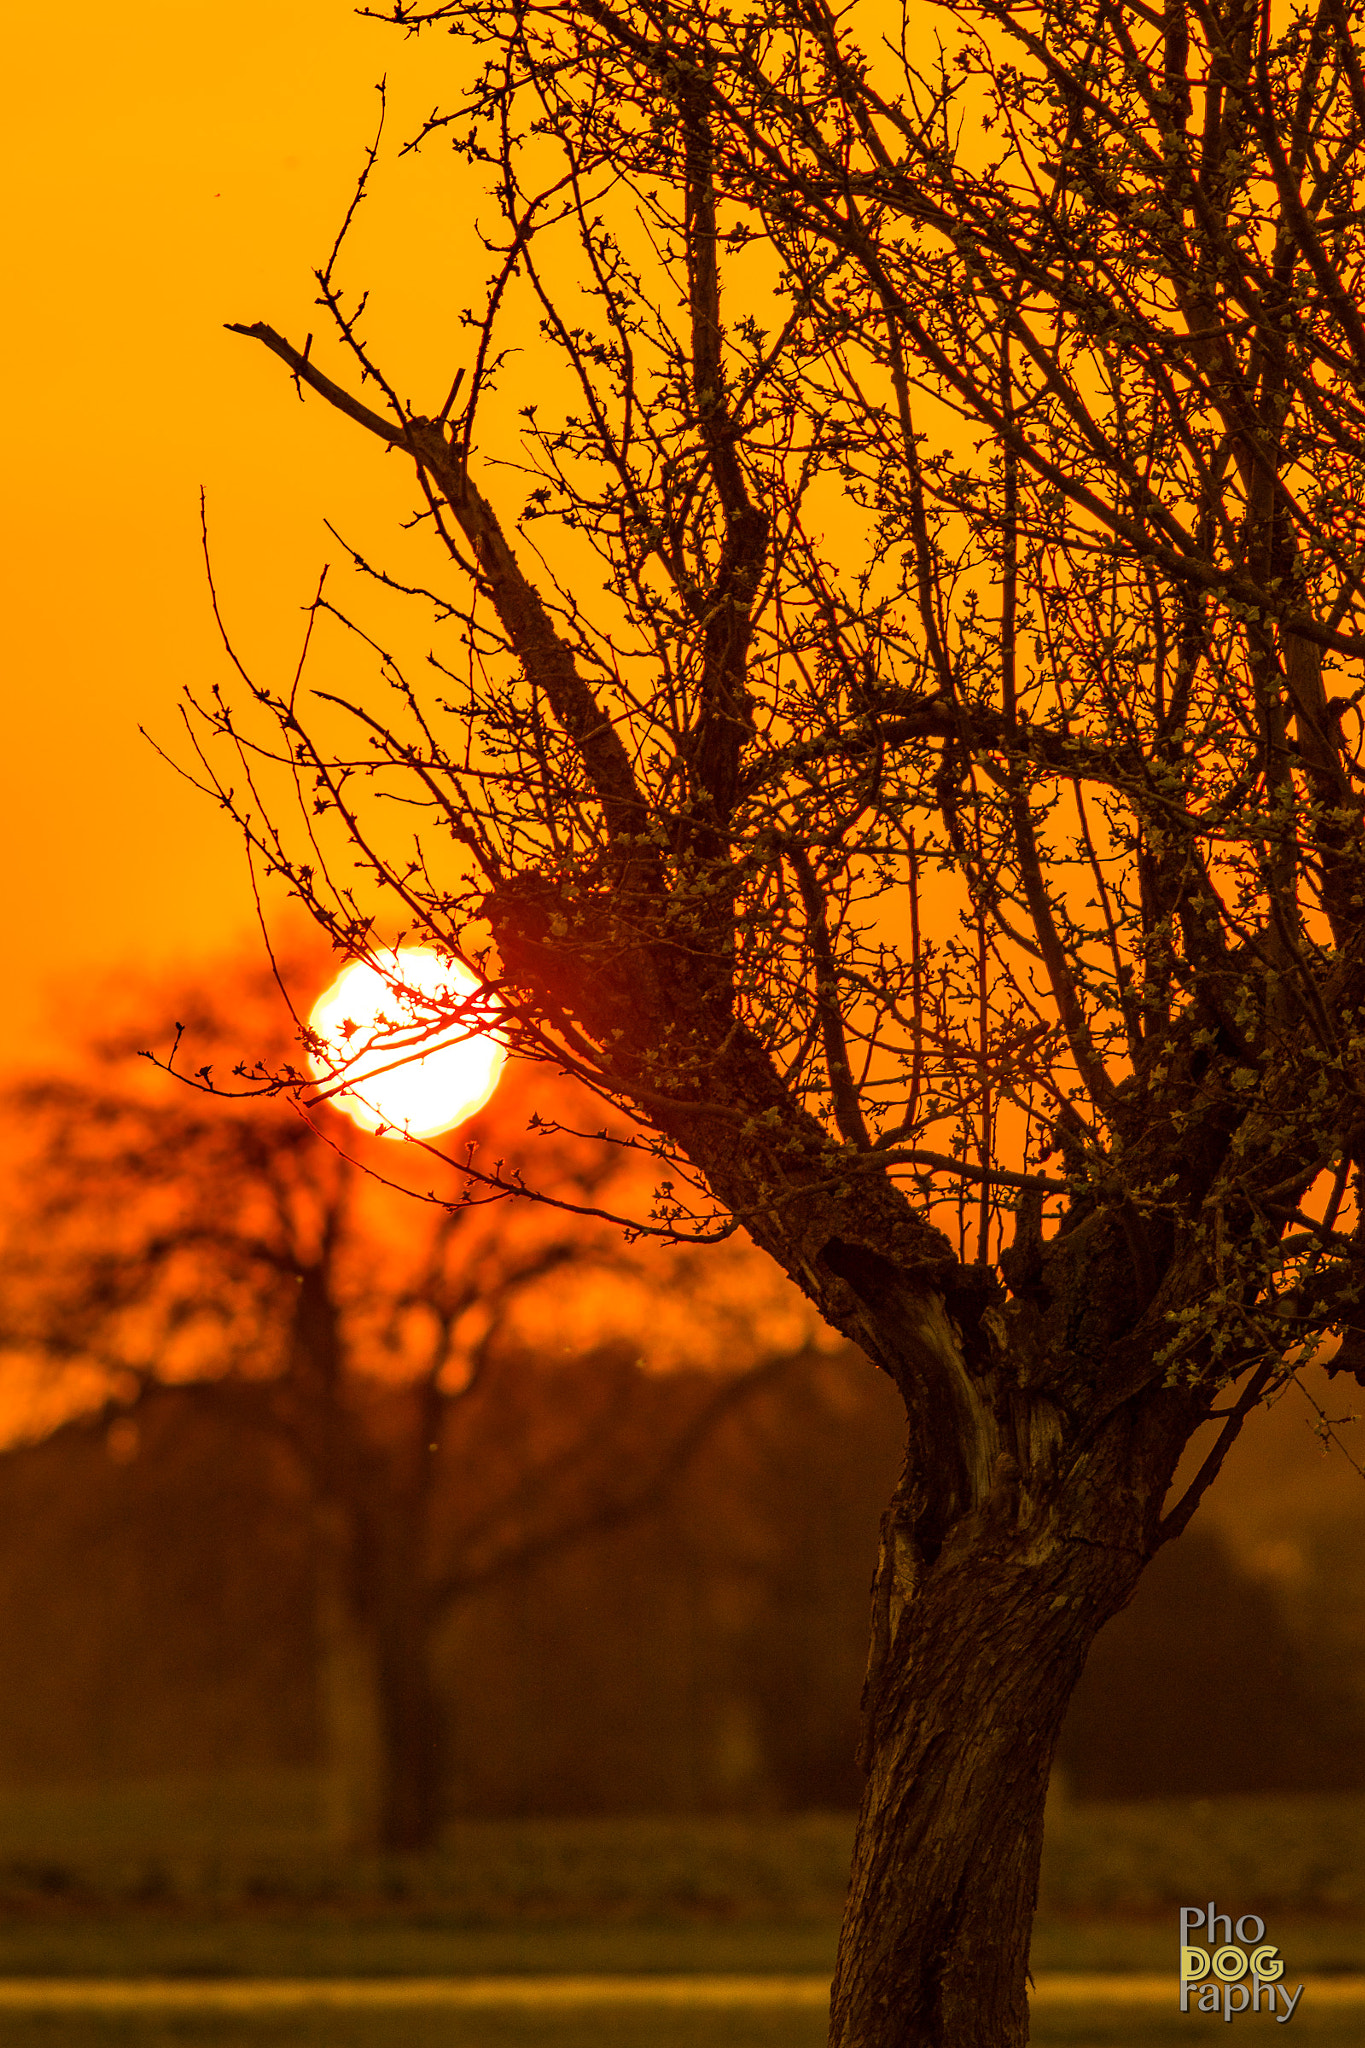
[307, 949, 505, 1139]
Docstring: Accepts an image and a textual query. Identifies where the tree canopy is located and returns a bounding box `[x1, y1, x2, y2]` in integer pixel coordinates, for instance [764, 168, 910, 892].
[203, 1, 1365, 2040]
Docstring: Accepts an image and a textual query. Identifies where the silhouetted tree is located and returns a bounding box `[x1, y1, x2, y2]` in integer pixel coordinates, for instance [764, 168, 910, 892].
[191, 0, 1365, 2035]
[1, 973, 799, 1850]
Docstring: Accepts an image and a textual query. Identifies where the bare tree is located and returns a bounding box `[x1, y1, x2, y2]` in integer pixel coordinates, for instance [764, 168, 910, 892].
[1, 973, 797, 1851]
[194, 0, 1365, 2036]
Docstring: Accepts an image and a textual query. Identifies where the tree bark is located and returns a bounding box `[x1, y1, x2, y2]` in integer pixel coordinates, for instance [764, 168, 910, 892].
[828, 1419, 1173, 2048]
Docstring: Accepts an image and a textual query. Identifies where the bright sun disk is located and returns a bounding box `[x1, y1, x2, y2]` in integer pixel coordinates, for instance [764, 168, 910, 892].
[307, 948, 505, 1139]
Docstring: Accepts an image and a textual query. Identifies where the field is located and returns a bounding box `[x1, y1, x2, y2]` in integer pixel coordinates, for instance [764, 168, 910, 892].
[0, 1987, 1362, 2048]
[0, 1776, 1361, 2046]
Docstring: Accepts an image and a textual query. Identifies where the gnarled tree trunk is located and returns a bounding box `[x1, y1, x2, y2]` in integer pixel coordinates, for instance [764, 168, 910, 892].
[812, 1234, 1199, 2047]
[829, 1454, 1158, 2044]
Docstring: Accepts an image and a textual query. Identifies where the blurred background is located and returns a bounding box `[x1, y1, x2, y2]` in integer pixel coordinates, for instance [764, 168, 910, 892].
[2, 950, 1363, 1850]
[1, 1281, 1363, 1832]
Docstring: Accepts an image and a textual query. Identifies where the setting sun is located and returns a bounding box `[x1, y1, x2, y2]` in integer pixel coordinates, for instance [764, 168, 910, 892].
[307, 949, 505, 1139]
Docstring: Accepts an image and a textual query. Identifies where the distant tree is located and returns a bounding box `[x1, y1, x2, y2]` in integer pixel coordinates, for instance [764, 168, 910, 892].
[197, 0, 1365, 2036]
[0, 970, 800, 1851]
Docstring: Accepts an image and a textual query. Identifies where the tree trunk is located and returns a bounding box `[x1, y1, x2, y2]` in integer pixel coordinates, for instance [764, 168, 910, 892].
[828, 1473, 1151, 2046]
[314, 1525, 385, 1853]
[373, 1589, 445, 1852]
[314, 1537, 446, 1852]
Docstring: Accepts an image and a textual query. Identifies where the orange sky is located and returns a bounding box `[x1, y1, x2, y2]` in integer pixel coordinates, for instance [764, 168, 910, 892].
[0, 0, 944, 1078]
[2, 1, 487, 1071]
[4, 1, 1364, 1542]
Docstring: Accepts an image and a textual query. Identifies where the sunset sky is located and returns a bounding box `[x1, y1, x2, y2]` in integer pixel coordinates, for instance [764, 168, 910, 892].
[5, 0, 1364, 1595]
[3, 1, 487, 1069]
[1, 0, 927, 1075]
